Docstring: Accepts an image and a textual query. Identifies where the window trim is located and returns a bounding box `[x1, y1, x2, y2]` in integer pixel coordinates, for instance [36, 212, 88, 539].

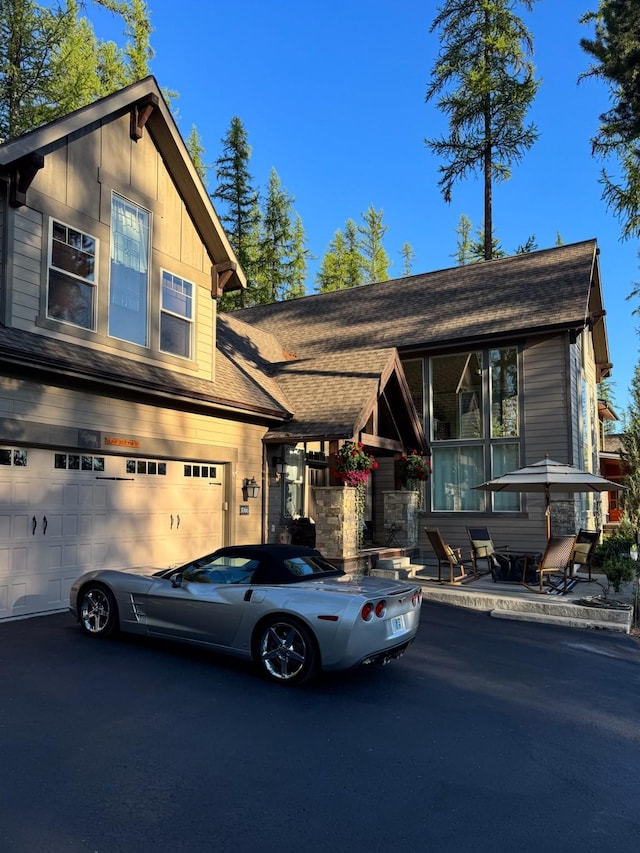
[159, 269, 195, 359]
[46, 217, 98, 331]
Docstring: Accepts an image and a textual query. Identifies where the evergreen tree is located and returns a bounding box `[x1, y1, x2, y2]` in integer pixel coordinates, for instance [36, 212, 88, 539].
[619, 360, 640, 528]
[0, 0, 153, 141]
[287, 213, 310, 300]
[212, 117, 260, 309]
[0, 0, 70, 139]
[316, 219, 364, 292]
[425, 0, 540, 259]
[580, 1, 640, 240]
[399, 242, 415, 276]
[470, 226, 505, 262]
[186, 124, 209, 184]
[95, 0, 153, 82]
[598, 377, 619, 436]
[254, 168, 296, 304]
[452, 214, 473, 265]
[358, 204, 390, 283]
[515, 235, 538, 253]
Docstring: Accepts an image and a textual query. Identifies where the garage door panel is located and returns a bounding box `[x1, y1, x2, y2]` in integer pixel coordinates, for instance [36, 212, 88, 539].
[1, 452, 227, 619]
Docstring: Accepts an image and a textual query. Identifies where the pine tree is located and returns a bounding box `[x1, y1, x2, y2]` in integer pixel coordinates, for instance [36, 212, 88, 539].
[254, 168, 295, 304]
[212, 117, 259, 309]
[186, 125, 209, 185]
[358, 205, 390, 283]
[287, 214, 310, 300]
[619, 360, 640, 528]
[316, 219, 364, 292]
[452, 214, 473, 265]
[580, 1, 640, 240]
[399, 242, 415, 276]
[426, 0, 540, 260]
[0, 0, 153, 141]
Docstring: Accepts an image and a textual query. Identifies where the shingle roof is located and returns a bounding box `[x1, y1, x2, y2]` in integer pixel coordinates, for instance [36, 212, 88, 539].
[230, 240, 600, 358]
[265, 348, 402, 442]
[0, 325, 289, 419]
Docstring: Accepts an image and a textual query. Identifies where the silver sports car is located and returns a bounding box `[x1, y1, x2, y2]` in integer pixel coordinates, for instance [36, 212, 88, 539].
[69, 544, 423, 685]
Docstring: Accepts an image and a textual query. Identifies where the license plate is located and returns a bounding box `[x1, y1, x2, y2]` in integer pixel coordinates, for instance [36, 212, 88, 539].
[391, 615, 404, 633]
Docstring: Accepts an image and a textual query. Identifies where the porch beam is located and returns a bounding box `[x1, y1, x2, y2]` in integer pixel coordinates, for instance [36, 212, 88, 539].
[360, 433, 403, 453]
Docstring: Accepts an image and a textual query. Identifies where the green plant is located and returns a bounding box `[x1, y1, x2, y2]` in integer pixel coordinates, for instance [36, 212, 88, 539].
[332, 442, 377, 486]
[593, 533, 638, 595]
[398, 450, 431, 482]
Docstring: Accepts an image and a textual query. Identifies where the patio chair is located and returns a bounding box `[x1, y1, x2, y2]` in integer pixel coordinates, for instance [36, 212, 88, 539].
[466, 526, 510, 579]
[425, 528, 474, 585]
[522, 534, 577, 594]
[571, 529, 600, 583]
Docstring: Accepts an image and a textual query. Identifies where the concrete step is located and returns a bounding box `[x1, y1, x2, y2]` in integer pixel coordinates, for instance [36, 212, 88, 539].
[375, 556, 411, 571]
[369, 566, 410, 581]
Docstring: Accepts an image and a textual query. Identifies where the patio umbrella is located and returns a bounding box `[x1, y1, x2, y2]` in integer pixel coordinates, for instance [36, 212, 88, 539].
[473, 456, 625, 539]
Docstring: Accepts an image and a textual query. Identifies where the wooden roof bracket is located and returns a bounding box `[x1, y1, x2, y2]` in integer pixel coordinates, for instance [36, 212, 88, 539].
[212, 261, 238, 298]
[130, 93, 160, 141]
[8, 152, 45, 208]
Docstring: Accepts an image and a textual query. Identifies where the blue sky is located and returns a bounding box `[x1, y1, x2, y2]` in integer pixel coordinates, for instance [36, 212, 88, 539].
[93, 0, 640, 412]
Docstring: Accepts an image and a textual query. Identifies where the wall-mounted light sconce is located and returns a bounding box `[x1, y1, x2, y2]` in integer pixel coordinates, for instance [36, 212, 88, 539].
[242, 476, 260, 500]
[271, 456, 288, 482]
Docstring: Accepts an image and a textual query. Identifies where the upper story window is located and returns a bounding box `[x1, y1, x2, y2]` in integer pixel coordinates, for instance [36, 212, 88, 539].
[160, 271, 194, 358]
[109, 193, 150, 345]
[47, 220, 97, 329]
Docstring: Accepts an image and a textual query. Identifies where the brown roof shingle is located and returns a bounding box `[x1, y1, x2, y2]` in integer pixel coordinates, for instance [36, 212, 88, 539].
[230, 240, 599, 358]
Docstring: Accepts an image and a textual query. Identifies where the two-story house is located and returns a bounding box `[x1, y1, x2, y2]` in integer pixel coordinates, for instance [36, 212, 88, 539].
[0, 77, 423, 621]
[0, 76, 613, 622]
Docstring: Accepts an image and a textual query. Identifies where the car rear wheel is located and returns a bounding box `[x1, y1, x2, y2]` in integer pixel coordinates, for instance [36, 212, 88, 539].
[256, 617, 317, 685]
[78, 584, 118, 638]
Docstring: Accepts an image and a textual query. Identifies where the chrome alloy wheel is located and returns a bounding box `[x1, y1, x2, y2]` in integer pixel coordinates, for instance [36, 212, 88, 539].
[79, 586, 116, 637]
[259, 619, 315, 683]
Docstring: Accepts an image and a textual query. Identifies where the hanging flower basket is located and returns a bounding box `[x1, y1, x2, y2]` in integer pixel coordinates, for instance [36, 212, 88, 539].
[332, 441, 377, 486]
[398, 451, 431, 486]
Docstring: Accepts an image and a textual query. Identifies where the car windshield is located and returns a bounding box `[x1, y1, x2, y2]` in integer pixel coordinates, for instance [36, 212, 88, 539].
[283, 555, 342, 578]
[180, 555, 259, 585]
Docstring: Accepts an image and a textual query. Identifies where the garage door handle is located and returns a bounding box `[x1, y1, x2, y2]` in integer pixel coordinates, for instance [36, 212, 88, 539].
[177, 514, 180, 529]
[43, 516, 48, 535]
[32, 516, 37, 535]
[170, 514, 174, 529]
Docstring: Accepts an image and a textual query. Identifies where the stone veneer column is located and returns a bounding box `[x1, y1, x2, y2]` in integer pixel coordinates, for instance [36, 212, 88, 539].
[383, 491, 420, 549]
[313, 487, 358, 560]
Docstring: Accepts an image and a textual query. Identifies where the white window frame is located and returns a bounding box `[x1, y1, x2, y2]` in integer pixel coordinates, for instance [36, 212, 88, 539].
[47, 218, 98, 330]
[160, 270, 194, 359]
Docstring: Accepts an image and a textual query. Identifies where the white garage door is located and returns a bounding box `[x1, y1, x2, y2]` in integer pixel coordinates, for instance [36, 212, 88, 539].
[0, 447, 226, 621]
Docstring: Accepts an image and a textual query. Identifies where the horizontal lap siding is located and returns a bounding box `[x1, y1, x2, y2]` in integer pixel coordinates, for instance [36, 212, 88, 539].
[10, 207, 43, 328]
[420, 335, 574, 556]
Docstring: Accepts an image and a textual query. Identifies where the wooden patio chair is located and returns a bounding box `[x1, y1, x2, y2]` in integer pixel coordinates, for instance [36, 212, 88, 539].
[425, 528, 474, 585]
[571, 529, 600, 583]
[466, 526, 510, 579]
[521, 534, 577, 594]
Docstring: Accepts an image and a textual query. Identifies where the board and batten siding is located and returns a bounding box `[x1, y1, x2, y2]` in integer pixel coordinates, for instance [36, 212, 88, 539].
[6, 113, 217, 383]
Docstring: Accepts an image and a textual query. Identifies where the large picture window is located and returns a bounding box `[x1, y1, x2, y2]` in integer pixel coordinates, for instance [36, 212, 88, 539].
[47, 220, 96, 329]
[109, 193, 150, 345]
[430, 347, 521, 513]
[160, 271, 193, 358]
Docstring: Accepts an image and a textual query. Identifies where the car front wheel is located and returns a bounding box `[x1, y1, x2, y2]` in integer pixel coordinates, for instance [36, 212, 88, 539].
[78, 584, 118, 638]
[256, 617, 317, 685]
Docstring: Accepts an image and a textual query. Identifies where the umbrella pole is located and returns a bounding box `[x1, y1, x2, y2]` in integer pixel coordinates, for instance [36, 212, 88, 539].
[545, 489, 551, 540]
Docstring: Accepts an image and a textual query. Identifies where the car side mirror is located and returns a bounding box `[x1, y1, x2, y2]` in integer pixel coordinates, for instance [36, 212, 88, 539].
[170, 572, 183, 588]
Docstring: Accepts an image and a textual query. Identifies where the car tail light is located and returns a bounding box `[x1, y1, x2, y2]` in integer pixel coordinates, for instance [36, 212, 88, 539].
[361, 602, 374, 621]
[374, 600, 386, 618]
[411, 589, 422, 607]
